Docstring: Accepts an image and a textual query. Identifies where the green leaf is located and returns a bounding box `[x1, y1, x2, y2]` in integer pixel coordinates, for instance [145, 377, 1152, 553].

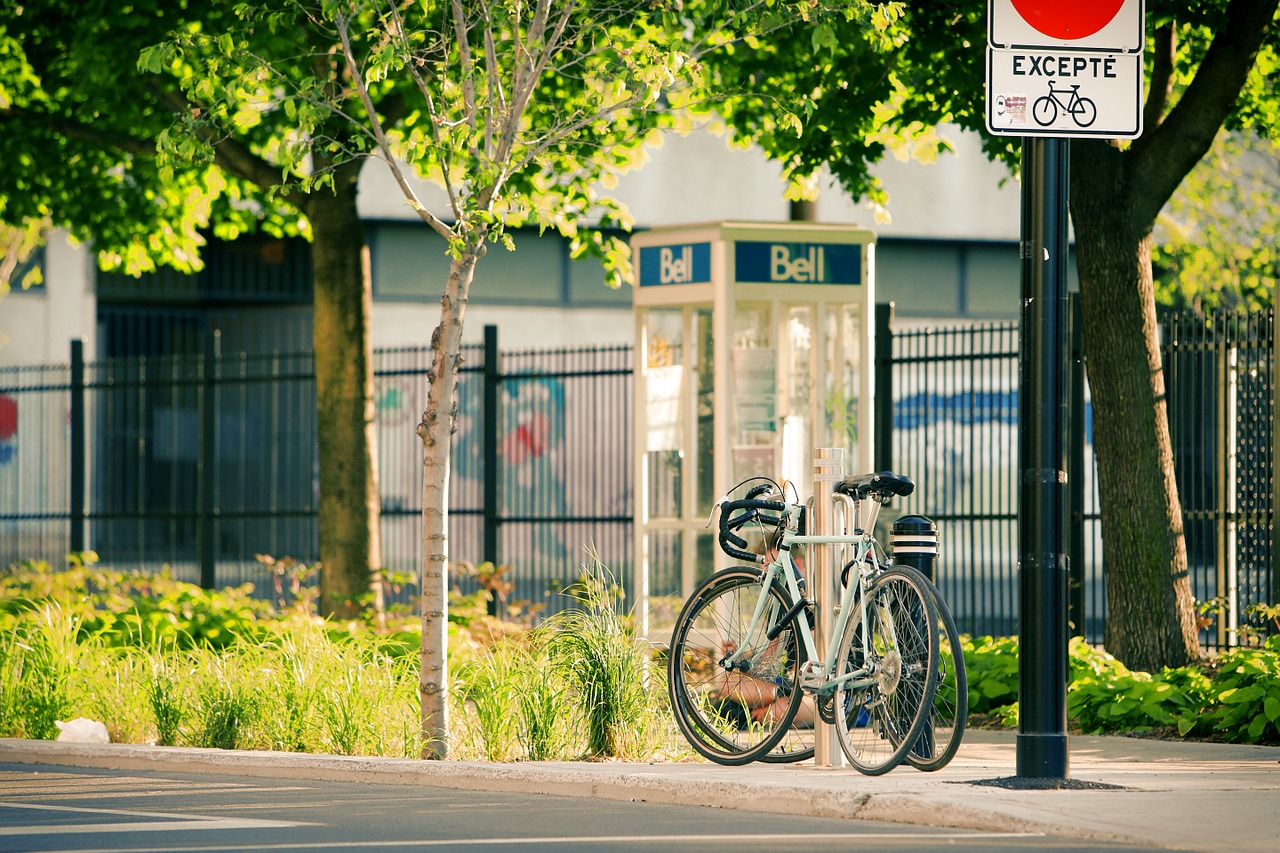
[1265, 695, 1280, 723]
[980, 678, 1012, 699]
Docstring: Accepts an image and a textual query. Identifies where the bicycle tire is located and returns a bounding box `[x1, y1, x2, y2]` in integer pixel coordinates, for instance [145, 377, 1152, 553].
[905, 575, 967, 771]
[832, 566, 940, 775]
[667, 567, 806, 765]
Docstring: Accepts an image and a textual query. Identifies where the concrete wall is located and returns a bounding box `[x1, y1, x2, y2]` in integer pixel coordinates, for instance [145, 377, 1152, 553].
[0, 231, 96, 368]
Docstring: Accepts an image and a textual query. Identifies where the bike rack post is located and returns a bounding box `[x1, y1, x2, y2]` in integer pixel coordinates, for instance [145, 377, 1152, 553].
[812, 447, 845, 768]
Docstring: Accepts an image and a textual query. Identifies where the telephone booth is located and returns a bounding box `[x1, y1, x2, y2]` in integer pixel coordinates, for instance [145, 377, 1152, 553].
[632, 221, 876, 640]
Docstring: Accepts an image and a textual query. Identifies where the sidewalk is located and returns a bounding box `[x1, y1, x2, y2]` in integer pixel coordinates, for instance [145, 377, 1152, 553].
[3, 730, 1278, 852]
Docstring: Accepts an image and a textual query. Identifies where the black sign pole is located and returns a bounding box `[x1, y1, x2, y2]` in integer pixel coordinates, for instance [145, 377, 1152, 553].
[1016, 136, 1070, 779]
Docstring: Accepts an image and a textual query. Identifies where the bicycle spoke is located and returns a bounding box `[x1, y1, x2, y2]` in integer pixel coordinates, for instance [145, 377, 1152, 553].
[668, 568, 805, 765]
[832, 568, 939, 775]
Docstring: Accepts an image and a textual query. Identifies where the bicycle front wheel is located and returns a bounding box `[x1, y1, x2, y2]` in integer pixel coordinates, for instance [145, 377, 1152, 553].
[667, 567, 807, 765]
[905, 576, 967, 771]
[833, 566, 939, 775]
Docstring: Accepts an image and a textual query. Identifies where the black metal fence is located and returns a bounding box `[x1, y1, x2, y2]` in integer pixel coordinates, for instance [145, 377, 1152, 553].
[2, 307, 1274, 645]
[881, 303, 1276, 650]
[0, 328, 632, 616]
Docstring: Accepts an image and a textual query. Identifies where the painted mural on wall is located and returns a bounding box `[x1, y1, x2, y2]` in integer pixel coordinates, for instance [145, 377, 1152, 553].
[0, 394, 14, 465]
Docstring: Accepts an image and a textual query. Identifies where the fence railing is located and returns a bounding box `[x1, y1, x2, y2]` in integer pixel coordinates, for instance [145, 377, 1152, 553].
[0, 327, 632, 617]
[880, 301, 1277, 650]
[1, 307, 1273, 644]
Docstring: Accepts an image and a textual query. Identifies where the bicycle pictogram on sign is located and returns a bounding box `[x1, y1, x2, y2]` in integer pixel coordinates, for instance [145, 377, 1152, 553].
[1032, 79, 1097, 127]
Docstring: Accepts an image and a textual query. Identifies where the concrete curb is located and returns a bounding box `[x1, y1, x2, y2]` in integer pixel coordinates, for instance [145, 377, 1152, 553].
[1, 738, 1079, 841]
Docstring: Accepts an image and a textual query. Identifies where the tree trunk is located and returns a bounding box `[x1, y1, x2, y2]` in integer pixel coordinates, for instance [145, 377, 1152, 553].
[307, 162, 384, 621]
[419, 235, 483, 759]
[1070, 144, 1200, 671]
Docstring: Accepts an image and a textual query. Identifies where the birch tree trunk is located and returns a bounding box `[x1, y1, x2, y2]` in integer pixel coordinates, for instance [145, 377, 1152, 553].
[418, 237, 483, 759]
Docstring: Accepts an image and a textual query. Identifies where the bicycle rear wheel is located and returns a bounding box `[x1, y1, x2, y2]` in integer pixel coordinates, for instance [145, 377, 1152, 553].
[905, 576, 967, 771]
[833, 566, 939, 775]
[667, 567, 806, 765]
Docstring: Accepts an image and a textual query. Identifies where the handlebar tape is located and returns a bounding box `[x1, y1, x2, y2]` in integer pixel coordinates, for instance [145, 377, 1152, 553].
[717, 498, 787, 563]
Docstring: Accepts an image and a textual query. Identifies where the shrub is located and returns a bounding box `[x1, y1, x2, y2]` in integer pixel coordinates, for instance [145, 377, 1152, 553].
[543, 557, 658, 759]
[1186, 635, 1280, 743]
[963, 635, 1019, 716]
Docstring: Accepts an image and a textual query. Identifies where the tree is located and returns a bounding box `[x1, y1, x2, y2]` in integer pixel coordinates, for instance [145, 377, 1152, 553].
[163, 0, 889, 757]
[0, 1, 383, 619]
[1154, 130, 1280, 311]
[706, 0, 1280, 670]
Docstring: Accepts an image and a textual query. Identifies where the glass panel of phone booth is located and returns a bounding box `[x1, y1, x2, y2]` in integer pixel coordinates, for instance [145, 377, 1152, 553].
[643, 308, 683, 521]
[823, 304, 862, 452]
[782, 305, 815, 503]
[731, 304, 776, 487]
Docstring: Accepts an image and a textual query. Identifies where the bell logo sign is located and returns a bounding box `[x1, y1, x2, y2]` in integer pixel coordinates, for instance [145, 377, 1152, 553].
[771, 244, 825, 283]
[638, 242, 712, 286]
[734, 241, 861, 285]
[660, 246, 695, 284]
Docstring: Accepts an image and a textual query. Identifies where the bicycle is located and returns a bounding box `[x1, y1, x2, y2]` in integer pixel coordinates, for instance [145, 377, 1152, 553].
[1032, 80, 1097, 128]
[752, 534, 968, 770]
[666, 471, 942, 774]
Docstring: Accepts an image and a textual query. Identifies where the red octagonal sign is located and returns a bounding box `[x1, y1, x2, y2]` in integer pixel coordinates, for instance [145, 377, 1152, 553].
[990, 0, 1143, 52]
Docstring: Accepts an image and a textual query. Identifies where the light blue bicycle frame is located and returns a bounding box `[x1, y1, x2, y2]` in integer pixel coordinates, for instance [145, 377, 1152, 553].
[721, 495, 892, 700]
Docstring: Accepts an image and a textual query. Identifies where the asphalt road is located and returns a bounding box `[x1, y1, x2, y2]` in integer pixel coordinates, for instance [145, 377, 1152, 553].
[0, 761, 1172, 853]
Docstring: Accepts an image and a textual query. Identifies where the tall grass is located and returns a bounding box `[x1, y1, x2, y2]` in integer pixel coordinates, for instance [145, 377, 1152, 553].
[0, 555, 677, 761]
[542, 557, 662, 759]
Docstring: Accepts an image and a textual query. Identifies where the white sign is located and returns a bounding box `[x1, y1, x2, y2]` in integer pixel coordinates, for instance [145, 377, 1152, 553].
[989, 0, 1143, 53]
[986, 48, 1143, 139]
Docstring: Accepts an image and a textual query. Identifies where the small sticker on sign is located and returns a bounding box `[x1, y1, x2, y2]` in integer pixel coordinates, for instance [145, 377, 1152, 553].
[992, 93, 1029, 128]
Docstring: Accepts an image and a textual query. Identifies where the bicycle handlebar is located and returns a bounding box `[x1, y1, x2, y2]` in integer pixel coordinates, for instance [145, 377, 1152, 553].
[717, 498, 788, 563]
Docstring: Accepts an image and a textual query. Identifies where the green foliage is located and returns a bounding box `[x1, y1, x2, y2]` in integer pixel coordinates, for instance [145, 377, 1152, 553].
[2, 557, 271, 650]
[1153, 131, 1280, 311]
[964, 634, 1280, 745]
[0, 607, 81, 739]
[0, 554, 670, 760]
[963, 635, 1019, 715]
[543, 556, 661, 759]
[146, 647, 188, 747]
[1187, 636, 1280, 743]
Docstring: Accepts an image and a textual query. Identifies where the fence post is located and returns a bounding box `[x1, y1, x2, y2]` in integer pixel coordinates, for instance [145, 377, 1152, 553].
[483, 324, 501, 614]
[1217, 322, 1239, 647]
[1068, 294, 1085, 638]
[198, 328, 220, 590]
[1274, 304, 1279, 617]
[874, 302, 894, 472]
[69, 339, 87, 554]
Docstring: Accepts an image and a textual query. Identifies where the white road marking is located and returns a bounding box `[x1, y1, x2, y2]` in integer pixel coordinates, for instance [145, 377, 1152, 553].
[0, 801, 309, 836]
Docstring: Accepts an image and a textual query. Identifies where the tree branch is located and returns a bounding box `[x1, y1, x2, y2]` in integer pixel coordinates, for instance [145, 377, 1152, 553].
[148, 84, 309, 210]
[382, 0, 465, 222]
[335, 8, 455, 240]
[1130, 0, 1279, 223]
[1140, 24, 1175, 136]
[0, 108, 157, 157]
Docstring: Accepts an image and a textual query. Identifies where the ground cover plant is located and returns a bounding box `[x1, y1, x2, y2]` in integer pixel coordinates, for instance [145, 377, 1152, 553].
[0, 554, 683, 761]
[964, 634, 1280, 745]
[3, 555, 1277, 756]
